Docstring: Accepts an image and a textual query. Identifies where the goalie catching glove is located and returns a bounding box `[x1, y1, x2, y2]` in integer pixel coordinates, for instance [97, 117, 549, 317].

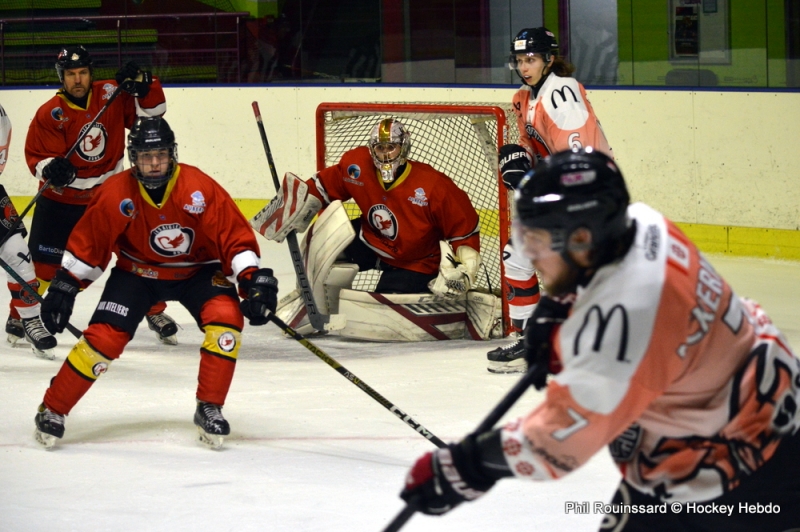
[250, 172, 322, 243]
[237, 267, 279, 325]
[428, 241, 481, 300]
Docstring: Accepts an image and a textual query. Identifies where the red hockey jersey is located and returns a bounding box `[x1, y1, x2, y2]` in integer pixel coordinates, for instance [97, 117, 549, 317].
[25, 79, 167, 205]
[60, 163, 260, 285]
[307, 146, 480, 275]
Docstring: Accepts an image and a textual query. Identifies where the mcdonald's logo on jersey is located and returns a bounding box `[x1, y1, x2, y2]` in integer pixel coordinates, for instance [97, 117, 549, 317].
[150, 223, 195, 257]
[550, 86, 579, 109]
[574, 304, 629, 362]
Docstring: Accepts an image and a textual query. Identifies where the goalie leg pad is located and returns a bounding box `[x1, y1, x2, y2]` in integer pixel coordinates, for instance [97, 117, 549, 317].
[338, 289, 466, 342]
[466, 291, 503, 340]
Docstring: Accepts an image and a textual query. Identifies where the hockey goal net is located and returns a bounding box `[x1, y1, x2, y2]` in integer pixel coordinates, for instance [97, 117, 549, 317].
[315, 102, 519, 336]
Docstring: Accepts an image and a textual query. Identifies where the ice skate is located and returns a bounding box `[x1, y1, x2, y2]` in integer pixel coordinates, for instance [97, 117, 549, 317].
[487, 337, 527, 374]
[146, 312, 179, 345]
[23, 316, 57, 360]
[34, 403, 65, 449]
[6, 315, 25, 346]
[194, 401, 229, 449]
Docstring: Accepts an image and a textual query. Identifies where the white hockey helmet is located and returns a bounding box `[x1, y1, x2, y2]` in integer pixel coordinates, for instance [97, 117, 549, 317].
[368, 118, 411, 183]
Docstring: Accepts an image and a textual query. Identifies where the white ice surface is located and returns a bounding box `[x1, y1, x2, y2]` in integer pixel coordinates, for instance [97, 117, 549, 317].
[1, 247, 798, 532]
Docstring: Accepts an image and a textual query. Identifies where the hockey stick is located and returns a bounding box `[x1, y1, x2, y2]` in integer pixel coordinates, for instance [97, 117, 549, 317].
[267, 312, 446, 449]
[251, 101, 337, 333]
[0, 83, 126, 252]
[0, 255, 81, 338]
[382, 363, 539, 532]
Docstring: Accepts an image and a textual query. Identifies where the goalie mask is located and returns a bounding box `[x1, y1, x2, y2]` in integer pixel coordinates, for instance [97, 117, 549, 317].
[128, 117, 178, 189]
[507, 27, 558, 82]
[513, 147, 630, 268]
[55, 45, 93, 83]
[368, 118, 411, 183]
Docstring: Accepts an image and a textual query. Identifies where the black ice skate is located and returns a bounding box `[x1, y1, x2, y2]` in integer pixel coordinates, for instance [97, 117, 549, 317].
[146, 312, 179, 345]
[486, 337, 527, 374]
[6, 314, 24, 346]
[194, 401, 229, 449]
[23, 316, 57, 360]
[34, 403, 65, 449]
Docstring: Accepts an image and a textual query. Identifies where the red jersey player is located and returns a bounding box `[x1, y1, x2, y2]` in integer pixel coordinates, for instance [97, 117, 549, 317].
[33, 117, 278, 449]
[23, 45, 179, 346]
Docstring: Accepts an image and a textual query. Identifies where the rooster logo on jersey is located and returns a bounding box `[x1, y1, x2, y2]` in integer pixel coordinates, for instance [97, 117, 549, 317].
[367, 204, 398, 240]
[75, 122, 108, 163]
[150, 223, 195, 257]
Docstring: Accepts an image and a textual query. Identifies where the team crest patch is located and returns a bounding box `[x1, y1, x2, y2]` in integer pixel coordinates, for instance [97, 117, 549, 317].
[408, 187, 428, 207]
[75, 121, 108, 163]
[211, 271, 233, 288]
[217, 331, 236, 352]
[150, 223, 194, 257]
[120, 198, 136, 217]
[92, 362, 109, 377]
[0, 195, 19, 230]
[367, 204, 398, 240]
[50, 107, 66, 122]
[183, 191, 206, 214]
[102, 83, 115, 100]
[347, 164, 361, 179]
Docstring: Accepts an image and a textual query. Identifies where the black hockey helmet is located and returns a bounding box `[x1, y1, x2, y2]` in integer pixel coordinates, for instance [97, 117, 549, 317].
[55, 45, 93, 83]
[514, 147, 630, 266]
[128, 117, 178, 189]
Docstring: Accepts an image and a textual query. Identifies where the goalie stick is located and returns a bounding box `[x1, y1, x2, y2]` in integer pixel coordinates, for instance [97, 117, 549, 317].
[382, 363, 540, 532]
[251, 101, 339, 333]
[0, 82, 126, 252]
[267, 312, 446, 449]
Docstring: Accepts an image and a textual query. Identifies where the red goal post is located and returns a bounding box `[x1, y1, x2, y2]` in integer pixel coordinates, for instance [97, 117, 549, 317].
[315, 102, 520, 336]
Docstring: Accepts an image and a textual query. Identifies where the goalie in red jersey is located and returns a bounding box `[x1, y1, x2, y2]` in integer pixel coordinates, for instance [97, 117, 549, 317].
[33, 117, 278, 450]
[251, 118, 492, 341]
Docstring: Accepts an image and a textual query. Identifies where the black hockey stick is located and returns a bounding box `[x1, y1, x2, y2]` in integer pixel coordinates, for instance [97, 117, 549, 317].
[267, 312, 446, 449]
[0, 254, 82, 339]
[382, 364, 539, 532]
[0, 83, 126, 252]
[251, 101, 333, 333]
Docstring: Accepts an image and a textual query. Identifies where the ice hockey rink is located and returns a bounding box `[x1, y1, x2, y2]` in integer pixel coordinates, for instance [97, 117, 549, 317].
[1, 244, 799, 532]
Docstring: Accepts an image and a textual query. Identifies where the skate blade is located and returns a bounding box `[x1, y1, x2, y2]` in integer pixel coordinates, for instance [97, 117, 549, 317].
[196, 426, 224, 449]
[34, 429, 58, 449]
[157, 334, 178, 346]
[7, 334, 28, 347]
[487, 360, 527, 374]
[33, 346, 56, 361]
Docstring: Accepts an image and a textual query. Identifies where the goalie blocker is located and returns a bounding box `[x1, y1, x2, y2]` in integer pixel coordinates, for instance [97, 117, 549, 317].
[263, 201, 501, 341]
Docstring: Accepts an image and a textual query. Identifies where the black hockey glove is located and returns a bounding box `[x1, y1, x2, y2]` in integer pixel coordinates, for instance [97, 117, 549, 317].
[524, 295, 573, 390]
[401, 435, 497, 516]
[42, 157, 77, 187]
[498, 143, 531, 189]
[41, 269, 80, 334]
[115, 61, 152, 98]
[237, 267, 278, 326]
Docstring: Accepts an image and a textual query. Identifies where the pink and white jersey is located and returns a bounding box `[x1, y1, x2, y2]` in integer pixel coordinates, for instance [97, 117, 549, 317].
[500, 203, 800, 502]
[0, 104, 10, 175]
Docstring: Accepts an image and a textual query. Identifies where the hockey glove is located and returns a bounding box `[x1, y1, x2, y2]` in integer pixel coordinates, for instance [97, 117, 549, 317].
[524, 295, 573, 390]
[429, 242, 480, 300]
[237, 267, 278, 326]
[41, 269, 80, 334]
[42, 157, 77, 187]
[498, 144, 531, 189]
[115, 61, 152, 98]
[401, 435, 497, 516]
